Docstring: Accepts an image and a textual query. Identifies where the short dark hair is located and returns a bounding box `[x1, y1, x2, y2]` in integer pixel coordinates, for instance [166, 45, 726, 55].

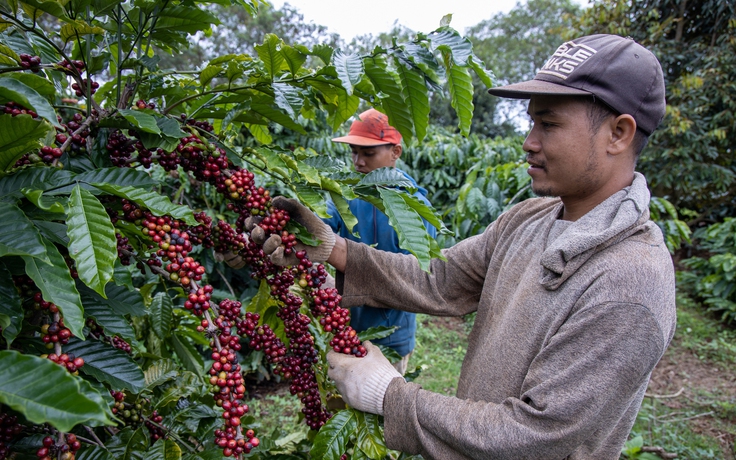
[586, 99, 649, 160]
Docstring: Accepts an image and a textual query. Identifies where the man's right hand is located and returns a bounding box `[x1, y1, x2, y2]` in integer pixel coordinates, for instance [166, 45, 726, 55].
[218, 197, 337, 269]
[261, 197, 336, 266]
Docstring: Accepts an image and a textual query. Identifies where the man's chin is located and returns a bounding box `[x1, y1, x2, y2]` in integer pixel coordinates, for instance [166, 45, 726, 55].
[531, 185, 556, 198]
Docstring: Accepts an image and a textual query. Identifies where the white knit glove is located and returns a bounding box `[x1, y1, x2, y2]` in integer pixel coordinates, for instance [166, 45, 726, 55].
[327, 341, 402, 415]
[260, 197, 336, 266]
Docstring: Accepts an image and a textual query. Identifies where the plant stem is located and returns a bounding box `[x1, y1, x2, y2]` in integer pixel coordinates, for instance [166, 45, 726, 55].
[83, 426, 105, 447]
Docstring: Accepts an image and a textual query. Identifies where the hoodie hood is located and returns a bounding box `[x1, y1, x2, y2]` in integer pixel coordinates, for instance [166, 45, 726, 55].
[540, 172, 652, 290]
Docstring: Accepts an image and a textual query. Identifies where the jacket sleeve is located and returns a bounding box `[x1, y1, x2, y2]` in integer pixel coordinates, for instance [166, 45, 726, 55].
[383, 301, 666, 459]
[340, 220, 498, 317]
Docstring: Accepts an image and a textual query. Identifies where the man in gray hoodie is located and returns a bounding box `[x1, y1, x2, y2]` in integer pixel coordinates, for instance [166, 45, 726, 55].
[267, 34, 677, 459]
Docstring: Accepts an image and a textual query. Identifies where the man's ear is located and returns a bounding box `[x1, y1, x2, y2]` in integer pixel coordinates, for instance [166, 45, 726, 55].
[608, 114, 637, 157]
[392, 144, 403, 161]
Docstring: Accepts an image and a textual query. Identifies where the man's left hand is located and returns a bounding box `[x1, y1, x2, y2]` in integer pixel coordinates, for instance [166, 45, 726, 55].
[327, 341, 402, 415]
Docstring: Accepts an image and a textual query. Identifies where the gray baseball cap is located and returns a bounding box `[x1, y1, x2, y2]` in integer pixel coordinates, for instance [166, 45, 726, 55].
[488, 34, 666, 135]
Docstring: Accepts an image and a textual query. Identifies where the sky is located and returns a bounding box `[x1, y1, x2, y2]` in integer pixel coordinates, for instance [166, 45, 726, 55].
[268, 0, 550, 41]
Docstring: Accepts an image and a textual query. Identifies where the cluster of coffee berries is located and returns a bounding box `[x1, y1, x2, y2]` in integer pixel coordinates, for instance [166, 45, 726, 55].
[86, 319, 133, 354]
[134, 99, 156, 110]
[180, 114, 214, 132]
[213, 427, 259, 457]
[144, 411, 166, 441]
[70, 79, 99, 97]
[58, 59, 85, 74]
[115, 233, 134, 265]
[216, 170, 255, 201]
[110, 393, 162, 438]
[45, 352, 84, 374]
[33, 292, 59, 313]
[40, 320, 72, 346]
[18, 53, 41, 72]
[237, 312, 286, 363]
[3, 101, 38, 118]
[0, 411, 24, 460]
[36, 433, 81, 460]
[106, 130, 136, 167]
[88, 116, 371, 441]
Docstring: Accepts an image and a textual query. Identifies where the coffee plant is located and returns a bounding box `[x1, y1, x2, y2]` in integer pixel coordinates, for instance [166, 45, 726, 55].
[0, 1, 491, 459]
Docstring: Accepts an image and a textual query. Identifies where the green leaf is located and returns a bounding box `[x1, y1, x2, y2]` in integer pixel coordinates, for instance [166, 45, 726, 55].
[329, 191, 358, 234]
[67, 186, 117, 297]
[0, 114, 54, 170]
[0, 77, 61, 128]
[135, 117, 186, 151]
[19, 0, 72, 22]
[142, 439, 181, 460]
[22, 189, 66, 213]
[293, 184, 328, 218]
[330, 88, 360, 131]
[271, 83, 303, 118]
[333, 50, 364, 96]
[0, 262, 23, 345]
[311, 44, 334, 65]
[0, 44, 19, 65]
[1, 73, 56, 98]
[255, 33, 285, 80]
[22, 238, 84, 337]
[84, 302, 135, 340]
[0, 350, 114, 431]
[245, 280, 286, 343]
[446, 61, 474, 137]
[152, 4, 220, 34]
[310, 408, 358, 460]
[118, 109, 161, 135]
[171, 333, 203, 374]
[64, 338, 146, 393]
[395, 62, 430, 142]
[429, 27, 474, 66]
[0, 165, 71, 198]
[250, 100, 307, 133]
[357, 167, 415, 189]
[60, 21, 106, 43]
[151, 292, 173, 339]
[245, 123, 272, 145]
[79, 283, 146, 316]
[398, 191, 447, 235]
[356, 412, 387, 459]
[71, 167, 158, 191]
[144, 359, 179, 388]
[363, 57, 414, 143]
[468, 56, 494, 88]
[0, 201, 49, 260]
[76, 446, 113, 460]
[91, 183, 197, 225]
[379, 188, 432, 272]
[199, 65, 223, 87]
[152, 371, 202, 410]
[281, 44, 307, 76]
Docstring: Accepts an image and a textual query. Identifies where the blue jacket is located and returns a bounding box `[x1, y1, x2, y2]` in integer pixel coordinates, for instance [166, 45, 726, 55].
[323, 169, 437, 356]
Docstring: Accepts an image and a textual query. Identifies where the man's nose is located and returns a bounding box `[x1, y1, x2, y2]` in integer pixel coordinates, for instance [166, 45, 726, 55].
[522, 127, 540, 153]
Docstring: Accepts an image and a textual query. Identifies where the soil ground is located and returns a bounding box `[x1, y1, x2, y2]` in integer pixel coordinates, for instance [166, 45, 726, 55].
[646, 340, 736, 458]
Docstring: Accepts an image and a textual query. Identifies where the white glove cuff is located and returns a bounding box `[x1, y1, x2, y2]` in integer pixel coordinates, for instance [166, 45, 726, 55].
[361, 362, 402, 415]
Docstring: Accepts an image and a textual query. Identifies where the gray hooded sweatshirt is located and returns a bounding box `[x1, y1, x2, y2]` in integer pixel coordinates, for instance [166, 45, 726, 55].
[339, 173, 676, 459]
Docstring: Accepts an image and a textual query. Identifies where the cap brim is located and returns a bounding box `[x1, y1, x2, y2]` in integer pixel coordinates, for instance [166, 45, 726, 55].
[488, 79, 593, 99]
[331, 135, 394, 146]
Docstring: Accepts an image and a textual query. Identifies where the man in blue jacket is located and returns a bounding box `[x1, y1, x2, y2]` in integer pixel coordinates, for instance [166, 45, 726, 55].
[326, 108, 437, 374]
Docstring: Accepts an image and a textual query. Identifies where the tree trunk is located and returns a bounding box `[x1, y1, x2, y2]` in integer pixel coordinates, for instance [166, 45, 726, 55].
[675, 0, 687, 42]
